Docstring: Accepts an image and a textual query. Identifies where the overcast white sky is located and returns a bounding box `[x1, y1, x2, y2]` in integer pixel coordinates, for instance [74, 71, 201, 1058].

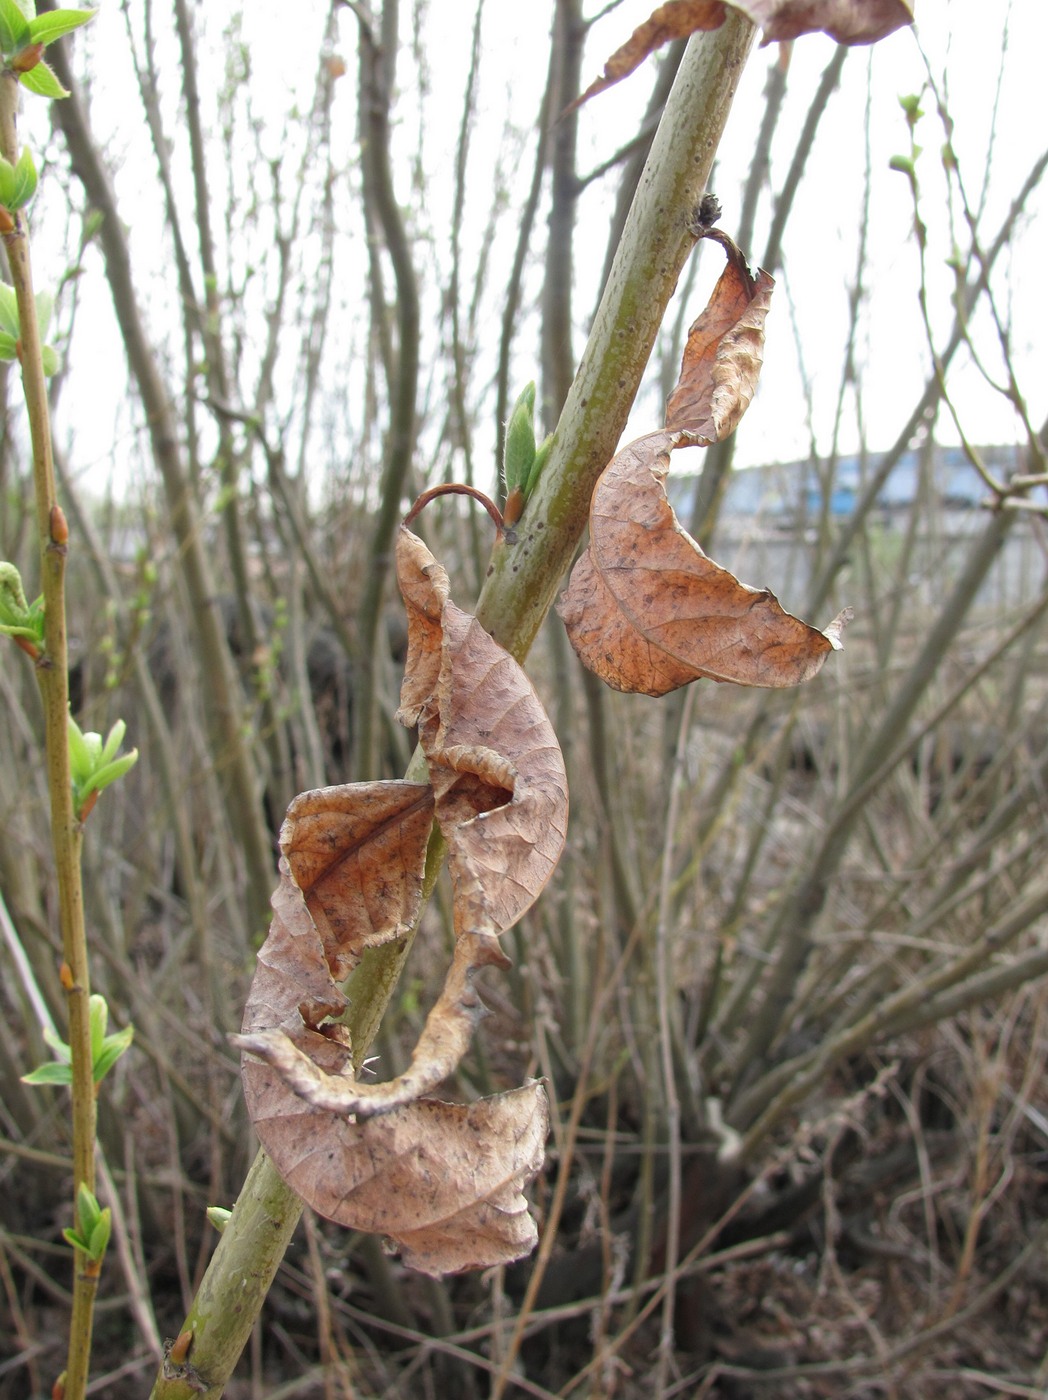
[30, 2, 1048, 491]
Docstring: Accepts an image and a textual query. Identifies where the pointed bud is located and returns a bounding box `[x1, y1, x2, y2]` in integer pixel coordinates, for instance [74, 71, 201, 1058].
[11, 43, 45, 73]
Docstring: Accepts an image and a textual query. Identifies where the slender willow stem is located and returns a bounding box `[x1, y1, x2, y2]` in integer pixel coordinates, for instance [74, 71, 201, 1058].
[0, 69, 97, 1400]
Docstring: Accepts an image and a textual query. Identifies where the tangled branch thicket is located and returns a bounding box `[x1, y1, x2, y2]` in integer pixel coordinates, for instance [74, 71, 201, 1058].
[1, 3, 1047, 1397]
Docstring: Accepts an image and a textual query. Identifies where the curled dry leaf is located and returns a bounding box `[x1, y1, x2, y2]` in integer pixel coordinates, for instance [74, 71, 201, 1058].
[245, 1055, 549, 1275]
[396, 525, 568, 940]
[665, 257, 774, 441]
[238, 928, 510, 1117]
[741, 0, 914, 45]
[570, 1, 727, 112]
[573, 0, 912, 110]
[558, 431, 851, 695]
[240, 781, 436, 1048]
[239, 527, 568, 1273]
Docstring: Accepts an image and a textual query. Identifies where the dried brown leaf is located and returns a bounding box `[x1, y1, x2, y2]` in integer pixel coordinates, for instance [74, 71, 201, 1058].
[242, 1053, 550, 1275]
[573, 0, 911, 110]
[241, 782, 435, 1041]
[396, 525, 568, 939]
[558, 431, 850, 695]
[239, 532, 567, 1272]
[665, 260, 774, 440]
[237, 929, 509, 1117]
[738, 0, 913, 45]
[571, 1, 726, 111]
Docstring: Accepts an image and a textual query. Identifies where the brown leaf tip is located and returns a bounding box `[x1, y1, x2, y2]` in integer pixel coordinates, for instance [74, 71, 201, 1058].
[822, 607, 854, 650]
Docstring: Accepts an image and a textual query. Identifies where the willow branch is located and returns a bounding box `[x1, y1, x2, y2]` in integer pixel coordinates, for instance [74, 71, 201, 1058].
[0, 65, 97, 1400]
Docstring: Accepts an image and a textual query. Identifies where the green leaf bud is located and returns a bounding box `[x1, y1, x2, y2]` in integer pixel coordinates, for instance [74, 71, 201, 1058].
[503, 381, 537, 497]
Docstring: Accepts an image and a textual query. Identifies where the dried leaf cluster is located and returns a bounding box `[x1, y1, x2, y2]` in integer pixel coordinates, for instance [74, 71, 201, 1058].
[237, 528, 568, 1275]
[237, 220, 847, 1277]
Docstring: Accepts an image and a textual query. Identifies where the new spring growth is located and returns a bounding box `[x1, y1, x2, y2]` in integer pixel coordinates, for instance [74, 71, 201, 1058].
[0, 144, 36, 231]
[0, 4, 97, 101]
[502, 381, 553, 526]
[504, 381, 537, 499]
[0, 560, 45, 657]
[21, 992, 134, 1088]
[62, 1183, 111, 1269]
[67, 714, 139, 821]
[0, 282, 62, 375]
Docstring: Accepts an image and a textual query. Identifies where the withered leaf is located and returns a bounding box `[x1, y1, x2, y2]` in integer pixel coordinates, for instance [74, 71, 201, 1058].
[243, 1052, 549, 1275]
[239, 530, 568, 1273]
[665, 259, 774, 440]
[741, 0, 913, 45]
[570, 1, 727, 112]
[573, 0, 911, 110]
[558, 431, 850, 695]
[237, 929, 509, 1117]
[396, 525, 569, 940]
[241, 782, 435, 1041]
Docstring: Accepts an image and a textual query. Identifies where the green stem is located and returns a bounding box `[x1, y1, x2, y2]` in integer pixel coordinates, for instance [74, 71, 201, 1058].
[149, 17, 757, 1395]
[475, 16, 757, 658]
[0, 69, 97, 1400]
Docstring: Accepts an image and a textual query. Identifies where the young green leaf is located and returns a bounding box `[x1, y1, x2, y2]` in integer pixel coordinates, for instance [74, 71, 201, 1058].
[0, 331, 17, 361]
[0, 561, 29, 619]
[86, 750, 138, 793]
[40, 343, 60, 376]
[21, 1060, 74, 1086]
[92, 1024, 133, 1083]
[22, 995, 134, 1086]
[0, 283, 19, 339]
[0, 562, 44, 644]
[525, 433, 553, 498]
[34, 288, 52, 341]
[27, 7, 96, 48]
[0, 0, 31, 53]
[503, 381, 537, 497]
[8, 145, 36, 208]
[67, 714, 96, 785]
[89, 993, 107, 1063]
[99, 717, 126, 766]
[18, 57, 68, 98]
[87, 1210, 111, 1259]
[68, 714, 139, 817]
[63, 1185, 111, 1262]
[42, 1022, 72, 1062]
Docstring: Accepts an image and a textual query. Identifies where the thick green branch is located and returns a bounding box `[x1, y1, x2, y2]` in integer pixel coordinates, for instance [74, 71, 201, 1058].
[477, 16, 757, 657]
